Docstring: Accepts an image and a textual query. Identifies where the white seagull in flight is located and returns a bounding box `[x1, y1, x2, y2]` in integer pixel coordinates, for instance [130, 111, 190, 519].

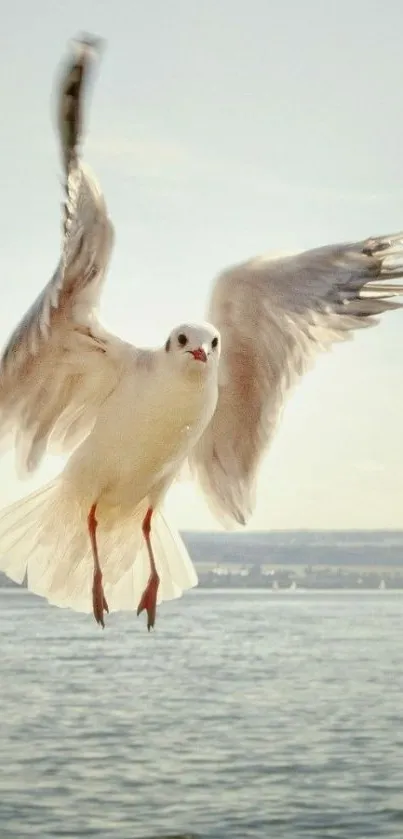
[0, 36, 402, 630]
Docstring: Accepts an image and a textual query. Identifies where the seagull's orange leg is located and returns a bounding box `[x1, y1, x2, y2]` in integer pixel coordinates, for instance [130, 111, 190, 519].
[88, 503, 109, 628]
[137, 507, 160, 631]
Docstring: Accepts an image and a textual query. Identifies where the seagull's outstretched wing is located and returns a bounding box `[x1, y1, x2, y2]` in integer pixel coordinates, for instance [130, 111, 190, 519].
[0, 36, 123, 475]
[190, 235, 403, 525]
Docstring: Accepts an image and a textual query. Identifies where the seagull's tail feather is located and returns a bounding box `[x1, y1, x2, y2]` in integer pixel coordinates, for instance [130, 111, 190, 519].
[0, 479, 198, 615]
[106, 509, 199, 615]
[0, 481, 59, 585]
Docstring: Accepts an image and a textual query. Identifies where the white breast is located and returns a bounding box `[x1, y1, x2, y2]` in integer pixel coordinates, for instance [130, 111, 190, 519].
[63, 353, 218, 515]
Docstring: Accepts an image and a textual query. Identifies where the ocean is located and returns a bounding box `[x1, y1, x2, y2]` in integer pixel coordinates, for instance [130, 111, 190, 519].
[1, 585, 402, 838]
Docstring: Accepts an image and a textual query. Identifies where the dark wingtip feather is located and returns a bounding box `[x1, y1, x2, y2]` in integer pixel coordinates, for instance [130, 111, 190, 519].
[57, 34, 104, 173]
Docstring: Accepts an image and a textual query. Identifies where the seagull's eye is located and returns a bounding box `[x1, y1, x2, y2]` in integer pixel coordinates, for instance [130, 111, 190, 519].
[211, 336, 218, 349]
[178, 333, 188, 347]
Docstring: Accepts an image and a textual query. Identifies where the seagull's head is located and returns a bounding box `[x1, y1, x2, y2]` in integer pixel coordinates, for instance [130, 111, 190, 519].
[164, 322, 221, 379]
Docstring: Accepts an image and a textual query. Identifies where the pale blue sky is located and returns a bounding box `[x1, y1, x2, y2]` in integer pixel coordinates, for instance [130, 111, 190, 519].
[1, 0, 403, 529]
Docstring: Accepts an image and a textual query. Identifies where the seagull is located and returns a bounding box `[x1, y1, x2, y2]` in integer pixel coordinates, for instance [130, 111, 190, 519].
[0, 36, 402, 630]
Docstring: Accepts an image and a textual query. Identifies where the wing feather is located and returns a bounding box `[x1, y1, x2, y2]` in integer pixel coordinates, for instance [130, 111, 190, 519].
[0, 37, 122, 477]
[190, 234, 403, 525]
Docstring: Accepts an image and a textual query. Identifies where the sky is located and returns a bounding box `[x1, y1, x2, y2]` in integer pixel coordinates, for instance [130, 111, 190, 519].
[0, 0, 403, 530]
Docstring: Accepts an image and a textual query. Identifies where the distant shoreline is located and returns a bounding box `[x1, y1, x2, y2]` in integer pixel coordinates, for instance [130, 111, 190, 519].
[1, 581, 402, 593]
[2, 527, 403, 593]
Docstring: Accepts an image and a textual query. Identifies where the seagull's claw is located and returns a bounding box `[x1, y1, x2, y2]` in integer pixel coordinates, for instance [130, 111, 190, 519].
[92, 571, 109, 629]
[137, 574, 160, 631]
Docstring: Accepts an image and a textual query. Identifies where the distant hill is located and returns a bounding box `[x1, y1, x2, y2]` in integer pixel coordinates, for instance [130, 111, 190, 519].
[1, 530, 403, 592]
[181, 530, 403, 568]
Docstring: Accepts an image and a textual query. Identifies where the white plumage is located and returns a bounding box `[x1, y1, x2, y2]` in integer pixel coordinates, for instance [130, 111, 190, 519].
[0, 36, 403, 628]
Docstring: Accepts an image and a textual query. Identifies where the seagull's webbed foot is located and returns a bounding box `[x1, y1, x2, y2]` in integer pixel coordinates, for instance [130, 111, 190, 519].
[137, 573, 160, 631]
[88, 503, 109, 629]
[137, 506, 160, 631]
[92, 568, 109, 629]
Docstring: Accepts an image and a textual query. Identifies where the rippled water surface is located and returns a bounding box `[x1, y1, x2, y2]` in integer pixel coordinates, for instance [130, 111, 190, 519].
[1, 588, 403, 838]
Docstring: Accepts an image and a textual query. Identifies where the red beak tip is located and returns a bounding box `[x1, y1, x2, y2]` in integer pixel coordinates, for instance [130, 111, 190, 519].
[191, 348, 207, 362]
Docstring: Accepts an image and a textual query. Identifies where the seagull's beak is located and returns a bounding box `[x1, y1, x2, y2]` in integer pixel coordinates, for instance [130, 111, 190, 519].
[190, 346, 208, 363]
